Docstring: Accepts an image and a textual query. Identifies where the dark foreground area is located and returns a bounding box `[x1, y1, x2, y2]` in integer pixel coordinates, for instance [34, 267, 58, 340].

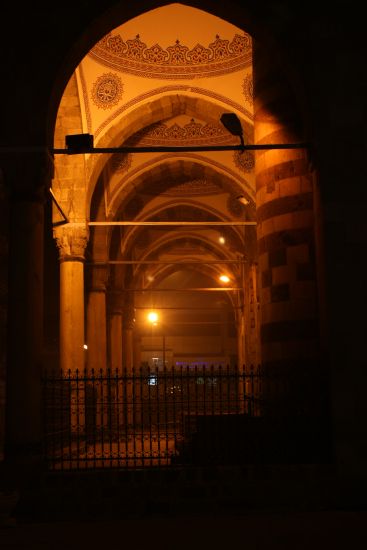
[1, 510, 367, 550]
[1, 464, 367, 549]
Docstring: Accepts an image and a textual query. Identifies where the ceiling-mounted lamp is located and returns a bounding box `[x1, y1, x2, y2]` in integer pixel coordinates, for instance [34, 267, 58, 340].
[220, 113, 245, 149]
[236, 195, 250, 206]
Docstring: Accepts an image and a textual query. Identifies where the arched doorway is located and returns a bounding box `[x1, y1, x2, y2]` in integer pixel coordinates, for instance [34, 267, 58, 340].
[52, 4, 258, 374]
[45, 3, 325, 468]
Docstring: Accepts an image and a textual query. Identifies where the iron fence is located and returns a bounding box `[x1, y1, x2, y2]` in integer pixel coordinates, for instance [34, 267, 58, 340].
[42, 364, 330, 470]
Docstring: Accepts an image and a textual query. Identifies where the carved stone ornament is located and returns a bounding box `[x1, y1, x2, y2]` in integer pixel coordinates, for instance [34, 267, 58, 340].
[54, 225, 89, 260]
[91, 73, 123, 109]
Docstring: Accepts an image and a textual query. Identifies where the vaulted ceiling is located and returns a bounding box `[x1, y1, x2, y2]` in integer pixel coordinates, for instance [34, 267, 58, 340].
[53, 3, 256, 336]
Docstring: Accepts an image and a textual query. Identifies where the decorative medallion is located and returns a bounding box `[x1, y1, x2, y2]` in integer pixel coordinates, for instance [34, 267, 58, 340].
[242, 74, 253, 105]
[233, 150, 255, 173]
[91, 73, 123, 109]
[89, 33, 252, 79]
[227, 196, 246, 218]
[112, 153, 132, 173]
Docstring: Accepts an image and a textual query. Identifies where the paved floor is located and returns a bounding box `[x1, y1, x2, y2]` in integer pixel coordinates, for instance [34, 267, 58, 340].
[2, 463, 367, 549]
[1, 510, 367, 550]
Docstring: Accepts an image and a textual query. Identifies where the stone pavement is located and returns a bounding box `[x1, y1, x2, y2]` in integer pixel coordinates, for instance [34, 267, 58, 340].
[1, 464, 367, 549]
[1, 510, 367, 550]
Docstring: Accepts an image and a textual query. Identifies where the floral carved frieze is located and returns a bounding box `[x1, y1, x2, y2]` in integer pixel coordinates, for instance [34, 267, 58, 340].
[141, 178, 222, 196]
[128, 119, 235, 147]
[242, 74, 253, 105]
[89, 33, 252, 79]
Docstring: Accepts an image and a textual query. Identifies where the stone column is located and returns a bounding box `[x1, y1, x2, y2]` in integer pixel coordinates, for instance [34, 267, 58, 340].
[237, 307, 245, 370]
[108, 295, 123, 371]
[4, 153, 50, 472]
[122, 295, 135, 371]
[236, 306, 246, 413]
[122, 295, 135, 427]
[244, 262, 260, 368]
[86, 265, 107, 373]
[55, 225, 88, 373]
[253, 43, 321, 418]
[6, 194, 44, 467]
[54, 225, 88, 441]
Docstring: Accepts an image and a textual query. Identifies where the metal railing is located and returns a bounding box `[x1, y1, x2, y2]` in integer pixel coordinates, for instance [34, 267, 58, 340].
[42, 365, 329, 470]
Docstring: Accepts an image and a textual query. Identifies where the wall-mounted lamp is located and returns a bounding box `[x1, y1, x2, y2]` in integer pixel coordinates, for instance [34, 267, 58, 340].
[236, 195, 250, 206]
[220, 113, 245, 149]
[65, 133, 94, 154]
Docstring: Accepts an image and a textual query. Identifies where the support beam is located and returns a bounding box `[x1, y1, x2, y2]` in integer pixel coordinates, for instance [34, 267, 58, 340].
[88, 221, 256, 226]
[52, 143, 310, 155]
[88, 260, 246, 265]
[110, 288, 243, 292]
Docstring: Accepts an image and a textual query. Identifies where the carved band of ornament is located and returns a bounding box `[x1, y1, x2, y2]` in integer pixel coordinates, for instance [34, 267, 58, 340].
[242, 74, 253, 104]
[94, 85, 253, 138]
[149, 179, 222, 197]
[55, 227, 89, 260]
[89, 33, 252, 79]
[127, 119, 234, 147]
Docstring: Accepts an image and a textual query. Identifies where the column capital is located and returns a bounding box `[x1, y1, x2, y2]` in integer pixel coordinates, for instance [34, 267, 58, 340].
[108, 291, 124, 314]
[122, 295, 135, 330]
[87, 263, 108, 292]
[54, 224, 89, 261]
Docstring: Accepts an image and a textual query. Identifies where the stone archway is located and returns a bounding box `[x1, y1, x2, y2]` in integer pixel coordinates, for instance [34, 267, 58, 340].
[2, 0, 349, 481]
[45, 2, 324, 472]
[51, 2, 321, 382]
[51, 4, 259, 376]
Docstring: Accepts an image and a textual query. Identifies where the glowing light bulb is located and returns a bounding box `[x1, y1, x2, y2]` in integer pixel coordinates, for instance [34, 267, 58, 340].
[148, 311, 158, 323]
[219, 275, 230, 283]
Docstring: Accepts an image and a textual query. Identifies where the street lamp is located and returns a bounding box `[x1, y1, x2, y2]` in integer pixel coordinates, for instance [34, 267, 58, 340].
[147, 311, 166, 368]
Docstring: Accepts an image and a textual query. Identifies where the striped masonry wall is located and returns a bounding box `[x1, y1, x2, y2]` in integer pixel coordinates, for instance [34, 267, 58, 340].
[253, 46, 320, 382]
